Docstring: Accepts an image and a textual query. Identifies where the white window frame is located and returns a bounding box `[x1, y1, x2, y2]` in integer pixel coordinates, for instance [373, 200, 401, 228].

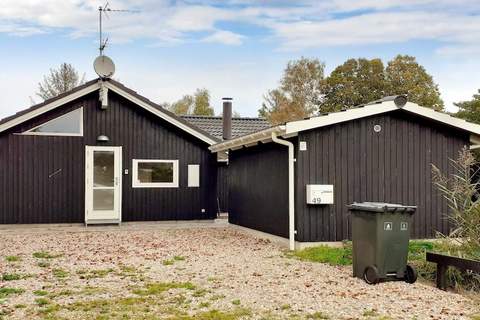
[187, 164, 200, 187]
[132, 159, 179, 188]
[19, 107, 84, 137]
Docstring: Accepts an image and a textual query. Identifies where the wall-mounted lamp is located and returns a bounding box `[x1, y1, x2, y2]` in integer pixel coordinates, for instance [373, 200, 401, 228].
[97, 135, 110, 142]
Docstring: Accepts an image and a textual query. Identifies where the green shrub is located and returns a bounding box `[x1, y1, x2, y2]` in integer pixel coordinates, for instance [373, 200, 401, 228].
[431, 147, 480, 291]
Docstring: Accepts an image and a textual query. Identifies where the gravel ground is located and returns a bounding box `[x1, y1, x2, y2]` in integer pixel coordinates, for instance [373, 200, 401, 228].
[0, 226, 478, 319]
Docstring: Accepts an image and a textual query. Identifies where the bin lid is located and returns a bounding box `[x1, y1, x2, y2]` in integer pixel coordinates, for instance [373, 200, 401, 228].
[347, 202, 416, 213]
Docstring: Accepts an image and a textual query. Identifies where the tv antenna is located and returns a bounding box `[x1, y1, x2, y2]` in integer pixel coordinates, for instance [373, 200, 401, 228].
[98, 2, 137, 56]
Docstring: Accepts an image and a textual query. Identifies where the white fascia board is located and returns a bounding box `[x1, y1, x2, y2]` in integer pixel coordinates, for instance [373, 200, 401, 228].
[402, 103, 480, 135]
[285, 101, 398, 134]
[104, 82, 217, 145]
[209, 126, 285, 153]
[284, 101, 480, 137]
[0, 82, 100, 133]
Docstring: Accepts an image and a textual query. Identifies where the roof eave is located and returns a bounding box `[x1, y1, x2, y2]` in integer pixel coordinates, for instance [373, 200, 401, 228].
[209, 125, 286, 153]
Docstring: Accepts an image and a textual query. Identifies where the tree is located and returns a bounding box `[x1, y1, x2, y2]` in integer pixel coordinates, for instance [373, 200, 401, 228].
[385, 55, 443, 111]
[168, 95, 194, 115]
[454, 89, 480, 124]
[259, 57, 325, 124]
[167, 88, 214, 116]
[192, 88, 214, 116]
[321, 58, 385, 112]
[37, 63, 85, 100]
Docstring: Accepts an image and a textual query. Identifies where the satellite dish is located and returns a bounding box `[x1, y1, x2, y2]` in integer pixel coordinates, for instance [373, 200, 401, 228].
[94, 55, 115, 78]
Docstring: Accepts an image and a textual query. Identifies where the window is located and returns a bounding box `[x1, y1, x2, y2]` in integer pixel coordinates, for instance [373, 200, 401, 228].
[188, 164, 200, 187]
[132, 160, 179, 188]
[22, 108, 83, 136]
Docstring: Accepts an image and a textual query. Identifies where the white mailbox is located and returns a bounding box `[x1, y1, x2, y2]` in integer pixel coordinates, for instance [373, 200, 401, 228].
[306, 184, 334, 204]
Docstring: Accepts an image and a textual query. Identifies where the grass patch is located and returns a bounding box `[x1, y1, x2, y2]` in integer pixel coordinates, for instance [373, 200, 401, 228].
[199, 302, 211, 308]
[280, 304, 291, 310]
[231, 299, 241, 306]
[362, 309, 379, 317]
[52, 268, 69, 279]
[77, 268, 114, 279]
[306, 312, 330, 319]
[174, 256, 186, 261]
[14, 304, 26, 309]
[178, 308, 252, 320]
[1, 273, 25, 281]
[5, 255, 21, 262]
[209, 294, 226, 301]
[193, 289, 208, 297]
[33, 251, 62, 259]
[0, 287, 24, 299]
[37, 261, 50, 268]
[41, 293, 251, 320]
[291, 243, 352, 266]
[132, 282, 196, 296]
[33, 290, 49, 296]
[163, 259, 175, 266]
[35, 297, 50, 306]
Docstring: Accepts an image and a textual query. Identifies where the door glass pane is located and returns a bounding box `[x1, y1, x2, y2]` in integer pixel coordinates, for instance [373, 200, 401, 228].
[138, 162, 173, 183]
[93, 189, 114, 210]
[94, 151, 114, 187]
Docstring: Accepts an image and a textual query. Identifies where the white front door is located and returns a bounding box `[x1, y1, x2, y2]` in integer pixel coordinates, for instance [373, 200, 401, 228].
[85, 146, 122, 224]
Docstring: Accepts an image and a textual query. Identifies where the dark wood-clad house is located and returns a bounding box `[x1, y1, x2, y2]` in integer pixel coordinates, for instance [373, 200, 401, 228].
[210, 96, 480, 249]
[0, 79, 227, 224]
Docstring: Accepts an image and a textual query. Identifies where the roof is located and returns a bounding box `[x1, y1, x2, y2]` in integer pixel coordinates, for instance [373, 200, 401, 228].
[181, 115, 270, 140]
[210, 96, 480, 153]
[0, 78, 220, 145]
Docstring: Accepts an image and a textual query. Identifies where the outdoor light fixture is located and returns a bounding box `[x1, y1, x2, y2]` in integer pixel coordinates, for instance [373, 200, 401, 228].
[97, 135, 110, 142]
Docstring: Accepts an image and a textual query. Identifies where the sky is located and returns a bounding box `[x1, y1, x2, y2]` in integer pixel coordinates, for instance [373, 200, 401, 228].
[0, 0, 480, 119]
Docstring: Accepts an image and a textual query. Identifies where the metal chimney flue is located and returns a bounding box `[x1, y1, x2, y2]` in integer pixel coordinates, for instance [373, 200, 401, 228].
[222, 98, 232, 140]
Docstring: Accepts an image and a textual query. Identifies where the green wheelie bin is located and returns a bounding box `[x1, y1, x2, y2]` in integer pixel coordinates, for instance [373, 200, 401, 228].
[347, 202, 418, 284]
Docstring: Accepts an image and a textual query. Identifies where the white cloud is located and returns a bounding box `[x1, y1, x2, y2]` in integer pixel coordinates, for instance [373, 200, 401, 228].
[269, 11, 480, 51]
[202, 30, 245, 45]
[0, 0, 479, 53]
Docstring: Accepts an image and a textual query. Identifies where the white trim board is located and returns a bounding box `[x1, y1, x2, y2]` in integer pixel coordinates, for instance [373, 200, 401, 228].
[0, 80, 218, 145]
[0, 83, 100, 134]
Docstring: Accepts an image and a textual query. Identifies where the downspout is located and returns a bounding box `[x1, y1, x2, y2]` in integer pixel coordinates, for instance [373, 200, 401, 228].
[271, 132, 295, 251]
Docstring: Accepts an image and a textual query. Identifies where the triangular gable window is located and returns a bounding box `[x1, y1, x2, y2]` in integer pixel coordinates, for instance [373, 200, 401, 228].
[22, 108, 83, 136]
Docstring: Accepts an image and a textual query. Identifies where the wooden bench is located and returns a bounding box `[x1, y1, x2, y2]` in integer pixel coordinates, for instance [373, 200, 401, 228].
[426, 252, 480, 290]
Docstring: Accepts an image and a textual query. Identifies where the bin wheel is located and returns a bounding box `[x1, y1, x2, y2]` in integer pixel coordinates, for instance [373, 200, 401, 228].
[363, 265, 380, 284]
[404, 264, 417, 284]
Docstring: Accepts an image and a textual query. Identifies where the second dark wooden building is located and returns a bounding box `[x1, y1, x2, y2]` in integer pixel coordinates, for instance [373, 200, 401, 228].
[210, 96, 480, 247]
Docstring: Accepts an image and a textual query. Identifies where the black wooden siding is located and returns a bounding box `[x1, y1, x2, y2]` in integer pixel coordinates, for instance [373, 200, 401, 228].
[296, 110, 469, 242]
[216, 163, 229, 213]
[0, 90, 217, 224]
[228, 143, 289, 237]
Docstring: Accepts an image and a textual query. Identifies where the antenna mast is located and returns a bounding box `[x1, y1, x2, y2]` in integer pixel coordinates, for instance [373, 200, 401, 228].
[98, 2, 137, 56]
